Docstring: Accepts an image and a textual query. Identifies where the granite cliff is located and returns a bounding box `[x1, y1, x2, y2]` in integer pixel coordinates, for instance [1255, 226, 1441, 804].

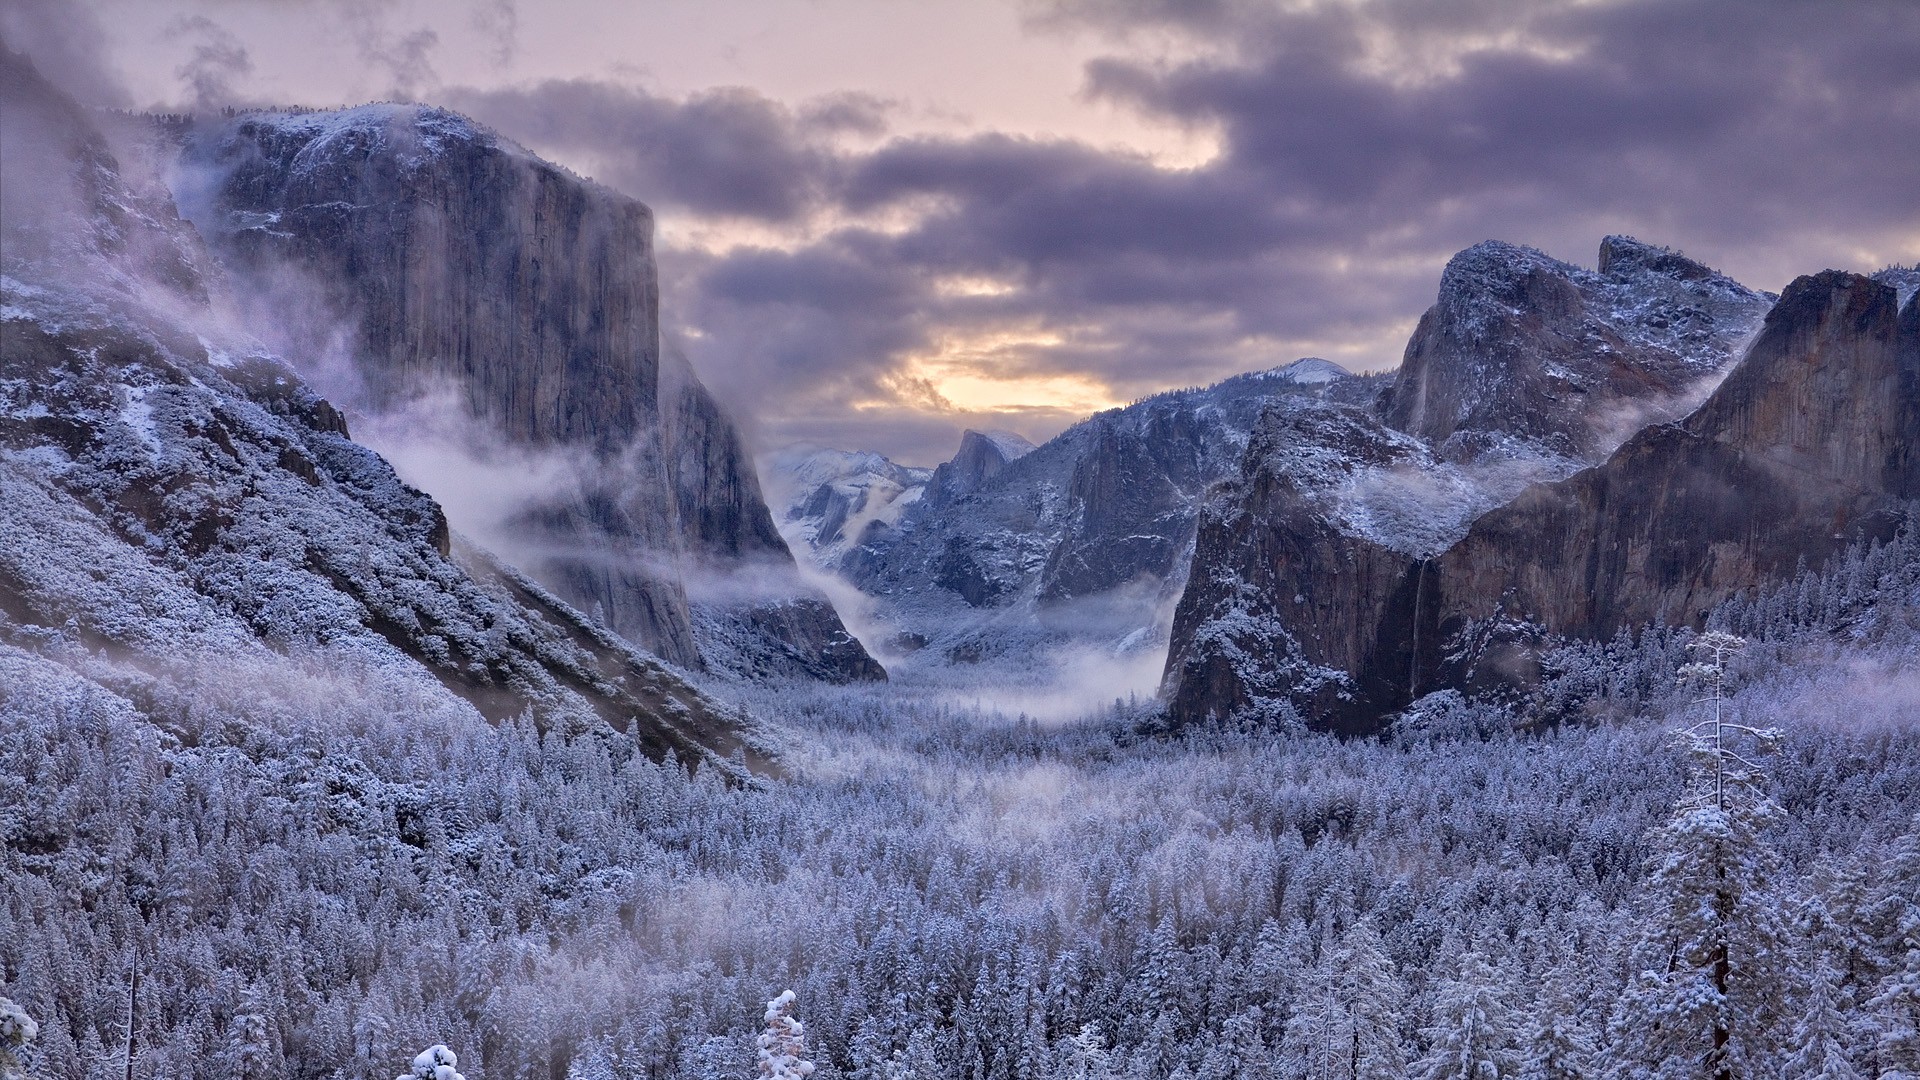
[1380, 237, 1774, 461]
[1166, 266, 1917, 733]
[0, 46, 760, 769]
[175, 105, 881, 682]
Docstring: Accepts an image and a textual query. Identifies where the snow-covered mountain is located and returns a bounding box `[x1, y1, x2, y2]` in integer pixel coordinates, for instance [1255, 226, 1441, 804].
[0, 45, 760, 768]
[170, 102, 883, 684]
[763, 446, 934, 570]
[1381, 236, 1775, 463]
[787, 359, 1386, 670]
[1166, 265, 1920, 732]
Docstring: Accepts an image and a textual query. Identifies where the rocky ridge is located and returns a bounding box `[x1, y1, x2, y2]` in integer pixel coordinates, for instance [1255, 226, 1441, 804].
[794, 359, 1387, 668]
[1380, 236, 1774, 462]
[0, 46, 760, 769]
[174, 104, 881, 683]
[1166, 257, 1916, 733]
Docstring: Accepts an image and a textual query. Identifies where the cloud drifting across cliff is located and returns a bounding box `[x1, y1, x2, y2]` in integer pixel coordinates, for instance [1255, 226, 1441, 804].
[23, 0, 1920, 464]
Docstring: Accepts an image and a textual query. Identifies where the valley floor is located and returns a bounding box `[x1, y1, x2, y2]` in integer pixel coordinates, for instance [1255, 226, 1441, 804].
[6, 534, 1920, 1079]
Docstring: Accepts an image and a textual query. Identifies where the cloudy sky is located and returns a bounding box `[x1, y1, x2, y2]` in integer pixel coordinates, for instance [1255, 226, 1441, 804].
[6, 0, 1918, 465]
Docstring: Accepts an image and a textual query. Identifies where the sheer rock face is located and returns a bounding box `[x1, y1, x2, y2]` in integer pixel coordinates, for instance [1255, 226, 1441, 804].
[181, 106, 881, 682]
[927, 429, 1034, 500]
[0, 48, 761, 770]
[1379, 237, 1773, 461]
[1166, 269, 1918, 732]
[1161, 405, 1432, 733]
[1429, 272, 1918, 646]
[188, 105, 659, 449]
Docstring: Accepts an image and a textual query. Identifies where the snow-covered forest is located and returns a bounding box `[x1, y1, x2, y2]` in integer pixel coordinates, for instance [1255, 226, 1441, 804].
[5, 520, 1920, 1079]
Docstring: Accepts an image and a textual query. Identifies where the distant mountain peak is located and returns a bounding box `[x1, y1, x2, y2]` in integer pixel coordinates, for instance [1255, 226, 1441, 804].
[1271, 357, 1351, 384]
[959, 428, 1037, 463]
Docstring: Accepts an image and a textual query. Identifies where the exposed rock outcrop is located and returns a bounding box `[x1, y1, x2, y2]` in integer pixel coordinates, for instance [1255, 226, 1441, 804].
[824, 361, 1385, 667]
[1166, 267, 1918, 733]
[1427, 271, 1916, 644]
[1379, 237, 1773, 461]
[928, 429, 1034, 500]
[178, 105, 882, 682]
[0, 48, 761, 770]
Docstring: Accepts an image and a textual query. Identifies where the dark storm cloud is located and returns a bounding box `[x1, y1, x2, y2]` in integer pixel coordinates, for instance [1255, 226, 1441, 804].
[668, 0, 1920, 460]
[11, 0, 1915, 464]
[1073, 0, 1920, 242]
[447, 80, 849, 222]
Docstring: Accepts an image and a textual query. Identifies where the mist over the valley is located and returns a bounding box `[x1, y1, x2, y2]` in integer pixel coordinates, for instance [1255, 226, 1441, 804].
[4, 3, 1920, 1080]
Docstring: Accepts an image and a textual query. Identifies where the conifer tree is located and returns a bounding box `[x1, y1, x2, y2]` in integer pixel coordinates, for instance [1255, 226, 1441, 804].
[1606, 633, 1795, 1080]
[1870, 927, 1920, 1078]
[758, 991, 817, 1080]
[1296, 920, 1405, 1080]
[226, 984, 279, 1079]
[0, 997, 37, 1080]
[1786, 956, 1863, 1080]
[398, 1044, 466, 1080]
[1061, 1022, 1116, 1080]
[1516, 968, 1595, 1080]
[1413, 951, 1519, 1080]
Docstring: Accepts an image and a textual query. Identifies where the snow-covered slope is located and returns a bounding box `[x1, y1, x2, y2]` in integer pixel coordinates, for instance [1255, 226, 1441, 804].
[173, 101, 883, 683]
[821, 362, 1386, 670]
[763, 446, 934, 569]
[0, 44, 760, 771]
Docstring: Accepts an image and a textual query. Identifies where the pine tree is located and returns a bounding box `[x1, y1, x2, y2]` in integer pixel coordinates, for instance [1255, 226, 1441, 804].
[758, 990, 817, 1080]
[398, 1044, 466, 1080]
[1296, 920, 1405, 1080]
[1062, 1022, 1114, 1080]
[0, 997, 37, 1080]
[1870, 926, 1920, 1079]
[226, 984, 279, 1080]
[1516, 968, 1595, 1080]
[1413, 951, 1519, 1080]
[566, 1036, 618, 1080]
[1785, 956, 1863, 1080]
[1606, 633, 1796, 1080]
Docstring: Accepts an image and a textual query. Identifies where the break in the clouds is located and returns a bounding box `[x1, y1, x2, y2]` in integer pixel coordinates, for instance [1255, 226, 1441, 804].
[22, 0, 1920, 465]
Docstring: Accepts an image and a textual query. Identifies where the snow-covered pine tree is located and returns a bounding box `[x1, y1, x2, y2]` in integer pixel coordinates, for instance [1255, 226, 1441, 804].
[398, 1044, 467, 1080]
[226, 983, 279, 1079]
[1785, 956, 1863, 1079]
[566, 1036, 618, 1080]
[1413, 951, 1519, 1080]
[1516, 966, 1595, 1080]
[1870, 925, 1920, 1078]
[1296, 919, 1405, 1080]
[1060, 1022, 1115, 1080]
[0, 997, 37, 1080]
[1606, 632, 1796, 1080]
[758, 991, 816, 1080]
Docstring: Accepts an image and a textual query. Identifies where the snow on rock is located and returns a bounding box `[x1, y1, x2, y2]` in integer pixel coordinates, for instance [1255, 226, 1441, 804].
[0, 47, 764, 771]
[178, 99, 883, 685]
[762, 445, 933, 569]
[833, 365, 1388, 672]
[1271, 356, 1351, 384]
[1382, 236, 1774, 463]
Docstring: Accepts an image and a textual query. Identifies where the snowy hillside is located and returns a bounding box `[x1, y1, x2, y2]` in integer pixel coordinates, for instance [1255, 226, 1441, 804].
[0, 45, 760, 773]
[761, 445, 933, 569]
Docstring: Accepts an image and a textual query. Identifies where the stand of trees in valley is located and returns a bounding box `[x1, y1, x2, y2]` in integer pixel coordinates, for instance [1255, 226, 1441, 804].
[4, 524, 1920, 1079]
